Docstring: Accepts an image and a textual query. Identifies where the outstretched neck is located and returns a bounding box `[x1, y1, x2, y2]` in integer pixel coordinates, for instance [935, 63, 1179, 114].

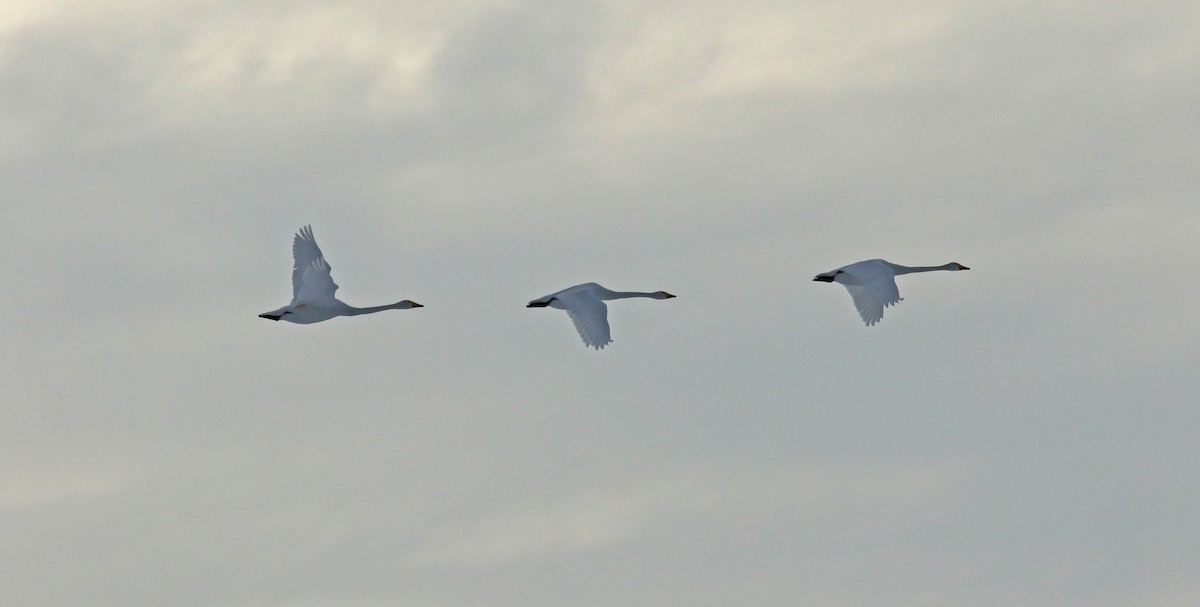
[604, 291, 661, 300]
[595, 287, 674, 301]
[888, 262, 961, 275]
[343, 300, 422, 316]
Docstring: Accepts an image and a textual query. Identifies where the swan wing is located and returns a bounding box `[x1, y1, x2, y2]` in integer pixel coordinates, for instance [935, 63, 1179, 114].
[842, 284, 889, 326]
[291, 225, 329, 299]
[294, 257, 339, 305]
[839, 262, 901, 326]
[556, 290, 612, 349]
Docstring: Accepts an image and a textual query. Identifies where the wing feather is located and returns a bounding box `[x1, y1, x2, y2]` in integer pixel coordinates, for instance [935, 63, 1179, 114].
[295, 257, 339, 304]
[839, 261, 902, 326]
[291, 225, 329, 300]
[556, 290, 612, 349]
[290, 226, 338, 304]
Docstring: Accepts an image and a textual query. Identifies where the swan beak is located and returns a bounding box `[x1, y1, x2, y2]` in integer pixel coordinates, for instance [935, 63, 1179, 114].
[410, 302, 424, 308]
[663, 292, 676, 298]
[960, 265, 971, 270]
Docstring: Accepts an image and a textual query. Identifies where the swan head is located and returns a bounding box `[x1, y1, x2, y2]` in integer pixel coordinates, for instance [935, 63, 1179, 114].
[950, 262, 970, 271]
[396, 300, 423, 309]
[656, 291, 676, 299]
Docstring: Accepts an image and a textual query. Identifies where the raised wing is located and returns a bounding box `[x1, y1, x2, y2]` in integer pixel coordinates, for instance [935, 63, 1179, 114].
[556, 290, 612, 349]
[291, 225, 329, 300]
[294, 256, 339, 304]
[840, 261, 901, 326]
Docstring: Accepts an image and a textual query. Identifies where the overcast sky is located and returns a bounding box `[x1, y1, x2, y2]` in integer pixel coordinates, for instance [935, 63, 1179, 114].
[3, 1, 1199, 605]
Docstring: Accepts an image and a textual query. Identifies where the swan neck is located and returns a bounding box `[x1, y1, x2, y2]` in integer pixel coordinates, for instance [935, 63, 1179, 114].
[343, 302, 403, 316]
[890, 263, 957, 275]
[603, 291, 659, 300]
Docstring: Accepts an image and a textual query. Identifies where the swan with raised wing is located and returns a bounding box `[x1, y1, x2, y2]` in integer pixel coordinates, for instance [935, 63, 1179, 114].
[259, 225, 422, 324]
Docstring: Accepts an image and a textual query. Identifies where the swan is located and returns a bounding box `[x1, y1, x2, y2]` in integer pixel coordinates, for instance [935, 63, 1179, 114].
[527, 282, 675, 349]
[813, 259, 968, 326]
[259, 225, 422, 324]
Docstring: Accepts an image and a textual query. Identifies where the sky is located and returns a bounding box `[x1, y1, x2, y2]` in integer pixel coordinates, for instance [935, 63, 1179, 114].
[2, 0, 1198, 605]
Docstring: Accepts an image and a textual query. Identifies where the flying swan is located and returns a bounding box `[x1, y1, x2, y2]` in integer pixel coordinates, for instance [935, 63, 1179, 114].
[259, 225, 422, 324]
[527, 282, 675, 349]
[813, 259, 968, 326]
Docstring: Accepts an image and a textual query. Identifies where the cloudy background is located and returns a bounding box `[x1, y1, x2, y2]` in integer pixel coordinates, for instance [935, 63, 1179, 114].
[3, 0, 1198, 605]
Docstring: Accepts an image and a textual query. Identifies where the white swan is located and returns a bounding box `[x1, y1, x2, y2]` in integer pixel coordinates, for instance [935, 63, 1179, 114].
[527, 282, 675, 349]
[259, 225, 422, 324]
[813, 259, 968, 326]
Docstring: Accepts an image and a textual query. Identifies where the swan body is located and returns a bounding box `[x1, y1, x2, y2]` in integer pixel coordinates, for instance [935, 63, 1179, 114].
[259, 225, 421, 324]
[813, 259, 968, 326]
[527, 282, 675, 349]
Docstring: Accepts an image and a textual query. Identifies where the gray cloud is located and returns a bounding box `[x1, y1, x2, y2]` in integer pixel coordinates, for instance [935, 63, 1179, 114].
[2, 1, 1198, 605]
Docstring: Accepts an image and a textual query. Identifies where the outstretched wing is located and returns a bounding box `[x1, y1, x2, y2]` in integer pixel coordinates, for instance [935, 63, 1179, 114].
[840, 261, 901, 326]
[291, 226, 338, 303]
[295, 257, 339, 305]
[556, 290, 612, 349]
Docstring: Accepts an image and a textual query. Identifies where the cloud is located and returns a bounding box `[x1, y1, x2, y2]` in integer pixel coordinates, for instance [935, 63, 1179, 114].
[409, 488, 657, 566]
[2, 1, 1199, 606]
[407, 459, 965, 567]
